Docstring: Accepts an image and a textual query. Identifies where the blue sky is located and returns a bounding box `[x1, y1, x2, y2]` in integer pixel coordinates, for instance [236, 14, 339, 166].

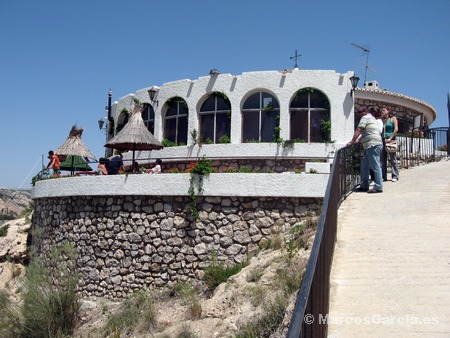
[1, 0, 449, 189]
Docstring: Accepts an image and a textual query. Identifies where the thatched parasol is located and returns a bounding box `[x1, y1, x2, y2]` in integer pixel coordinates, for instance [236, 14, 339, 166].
[104, 103, 163, 168]
[55, 125, 97, 174]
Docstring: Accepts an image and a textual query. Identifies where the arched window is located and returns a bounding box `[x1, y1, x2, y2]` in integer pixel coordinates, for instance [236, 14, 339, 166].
[290, 88, 330, 142]
[116, 108, 130, 134]
[141, 103, 155, 134]
[242, 92, 280, 142]
[199, 93, 231, 144]
[164, 97, 188, 145]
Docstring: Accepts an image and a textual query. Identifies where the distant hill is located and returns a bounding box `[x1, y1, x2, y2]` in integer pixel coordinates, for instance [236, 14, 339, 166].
[0, 189, 32, 224]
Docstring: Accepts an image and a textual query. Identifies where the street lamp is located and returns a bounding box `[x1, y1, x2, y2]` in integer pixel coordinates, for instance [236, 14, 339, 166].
[349, 75, 360, 97]
[98, 117, 108, 134]
[147, 86, 159, 106]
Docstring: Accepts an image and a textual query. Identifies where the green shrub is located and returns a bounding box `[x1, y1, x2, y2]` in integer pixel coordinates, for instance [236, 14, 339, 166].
[22, 243, 80, 338]
[204, 256, 249, 291]
[162, 139, 178, 147]
[0, 224, 10, 237]
[218, 134, 230, 144]
[235, 295, 287, 338]
[0, 243, 81, 338]
[168, 282, 202, 320]
[239, 166, 252, 173]
[285, 217, 318, 258]
[0, 290, 22, 338]
[104, 290, 156, 336]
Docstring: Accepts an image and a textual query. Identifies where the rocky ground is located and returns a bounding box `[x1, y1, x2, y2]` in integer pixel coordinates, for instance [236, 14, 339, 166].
[0, 188, 31, 222]
[1, 213, 313, 338]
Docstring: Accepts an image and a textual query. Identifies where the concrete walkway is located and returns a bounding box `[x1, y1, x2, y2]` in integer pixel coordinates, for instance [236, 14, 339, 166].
[328, 159, 450, 337]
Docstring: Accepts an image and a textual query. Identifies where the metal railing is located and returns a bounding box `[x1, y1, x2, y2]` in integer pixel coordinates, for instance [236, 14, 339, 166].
[287, 127, 448, 338]
[396, 127, 449, 169]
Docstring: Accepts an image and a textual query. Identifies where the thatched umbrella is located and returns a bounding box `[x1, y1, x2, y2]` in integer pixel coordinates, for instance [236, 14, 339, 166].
[55, 125, 97, 174]
[104, 103, 163, 168]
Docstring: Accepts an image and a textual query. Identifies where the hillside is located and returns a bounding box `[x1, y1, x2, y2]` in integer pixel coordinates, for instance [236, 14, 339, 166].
[0, 188, 32, 224]
[0, 212, 315, 337]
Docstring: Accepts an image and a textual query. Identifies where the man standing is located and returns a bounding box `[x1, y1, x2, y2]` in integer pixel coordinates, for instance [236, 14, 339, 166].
[46, 150, 60, 175]
[348, 107, 383, 193]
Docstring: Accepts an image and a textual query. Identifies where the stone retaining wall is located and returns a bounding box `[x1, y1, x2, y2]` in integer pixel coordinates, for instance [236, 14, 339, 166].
[31, 194, 321, 299]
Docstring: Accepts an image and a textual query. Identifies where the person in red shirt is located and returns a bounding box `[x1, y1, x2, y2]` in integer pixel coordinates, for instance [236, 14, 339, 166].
[47, 150, 61, 175]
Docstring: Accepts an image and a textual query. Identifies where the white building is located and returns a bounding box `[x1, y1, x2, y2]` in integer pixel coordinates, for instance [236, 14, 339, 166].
[104, 68, 436, 170]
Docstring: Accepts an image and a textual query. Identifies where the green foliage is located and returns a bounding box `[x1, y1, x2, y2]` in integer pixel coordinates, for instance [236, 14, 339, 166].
[0, 223, 10, 237]
[0, 213, 16, 221]
[162, 139, 178, 147]
[104, 290, 156, 336]
[285, 217, 318, 258]
[235, 295, 287, 338]
[190, 129, 199, 145]
[320, 119, 331, 141]
[0, 243, 81, 338]
[21, 201, 34, 224]
[218, 134, 230, 144]
[246, 268, 264, 283]
[202, 138, 214, 145]
[22, 243, 80, 338]
[213, 91, 229, 100]
[282, 139, 295, 148]
[0, 291, 22, 338]
[108, 119, 115, 135]
[168, 282, 202, 320]
[273, 125, 282, 143]
[204, 255, 249, 291]
[187, 156, 214, 220]
[188, 156, 214, 176]
[188, 184, 199, 221]
[239, 166, 252, 173]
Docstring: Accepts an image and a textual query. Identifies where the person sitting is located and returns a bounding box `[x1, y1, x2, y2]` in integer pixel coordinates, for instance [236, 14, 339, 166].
[126, 161, 140, 173]
[97, 158, 108, 175]
[146, 159, 162, 174]
[107, 153, 124, 175]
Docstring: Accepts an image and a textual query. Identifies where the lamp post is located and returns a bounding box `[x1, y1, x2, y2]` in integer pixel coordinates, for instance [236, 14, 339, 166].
[350, 75, 360, 97]
[98, 117, 107, 134]
[98, 89, 113, 157]
[147, 86, 159, 106]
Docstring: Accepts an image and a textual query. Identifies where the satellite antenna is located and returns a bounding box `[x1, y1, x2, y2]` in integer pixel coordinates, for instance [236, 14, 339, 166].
[351, 43, 370, 85]
[290, 49, 301, 68]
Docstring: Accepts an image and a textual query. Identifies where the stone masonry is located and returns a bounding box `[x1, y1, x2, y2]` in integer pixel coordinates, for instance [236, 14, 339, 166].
[31, 195, 321, 299]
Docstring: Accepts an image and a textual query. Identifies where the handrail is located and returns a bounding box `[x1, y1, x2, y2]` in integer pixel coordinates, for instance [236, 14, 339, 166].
[287, 127, 448, 337]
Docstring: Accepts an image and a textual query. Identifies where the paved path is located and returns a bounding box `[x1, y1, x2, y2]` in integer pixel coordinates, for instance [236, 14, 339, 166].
[328, 159, 450, 337]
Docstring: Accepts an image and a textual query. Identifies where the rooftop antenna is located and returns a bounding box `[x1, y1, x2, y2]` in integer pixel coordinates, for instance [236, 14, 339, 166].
[290, 49, 301, 68]
[351, 43, 370, 85]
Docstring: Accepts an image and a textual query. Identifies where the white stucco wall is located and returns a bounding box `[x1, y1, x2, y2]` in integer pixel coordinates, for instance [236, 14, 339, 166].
[32, 172, 329, 199]
[119, 142, 339, 165]
[111, 69, 357, 148]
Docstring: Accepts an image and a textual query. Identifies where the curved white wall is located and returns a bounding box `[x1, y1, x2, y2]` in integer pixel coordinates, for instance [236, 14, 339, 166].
[32, 172, 328, 199]
[111, 69, 357, 146]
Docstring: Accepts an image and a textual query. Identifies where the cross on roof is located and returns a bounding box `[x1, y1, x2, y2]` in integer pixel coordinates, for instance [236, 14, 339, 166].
[290, 49, 302, 68]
